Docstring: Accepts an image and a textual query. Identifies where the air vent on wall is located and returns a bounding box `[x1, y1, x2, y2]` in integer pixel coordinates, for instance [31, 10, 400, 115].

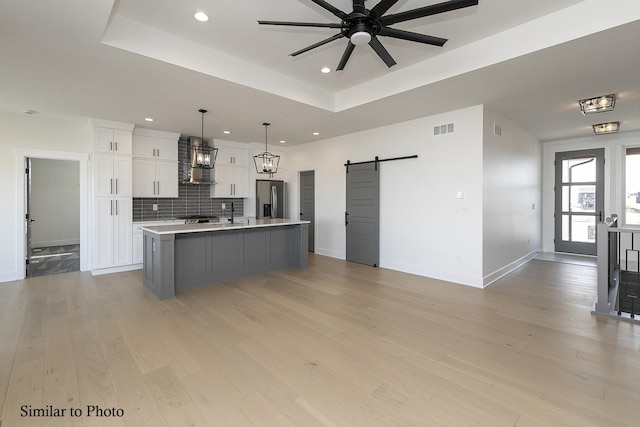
[494, 123, 502, 136]
[433, 123, 454, 136]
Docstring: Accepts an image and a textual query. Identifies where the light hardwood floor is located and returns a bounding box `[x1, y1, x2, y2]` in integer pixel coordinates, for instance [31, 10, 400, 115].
[1, 254, 638, 426]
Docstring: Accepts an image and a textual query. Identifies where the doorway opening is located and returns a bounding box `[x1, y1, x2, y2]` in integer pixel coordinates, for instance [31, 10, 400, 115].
[15, 148, 89, 281]
[26, 158, 81, 277]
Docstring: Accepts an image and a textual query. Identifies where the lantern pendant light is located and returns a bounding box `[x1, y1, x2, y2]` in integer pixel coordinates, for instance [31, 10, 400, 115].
[253, 122, 280, 177]
[190, 109, 217, 170]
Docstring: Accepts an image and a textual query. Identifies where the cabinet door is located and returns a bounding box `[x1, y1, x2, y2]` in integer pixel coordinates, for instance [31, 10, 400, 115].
[133, 233, 144, 264]
[114, 130, 133, 154]
[93, 153, 114, 197]
[156, 161, 178, 198]
[133, 159, 156, 197]
[95, 128, 114, 153]
[155, 138, 178, 161]
[113, 197, 132, 266]
[93, 197, 114, 269]
[113, 155, 132, 196]
[233, 167, 249, 197]
[133, 135, 156, 158]
[212, 165, 233, 197]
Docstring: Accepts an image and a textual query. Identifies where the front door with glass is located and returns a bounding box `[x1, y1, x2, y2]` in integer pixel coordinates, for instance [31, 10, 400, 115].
[554, 148, 604, 255]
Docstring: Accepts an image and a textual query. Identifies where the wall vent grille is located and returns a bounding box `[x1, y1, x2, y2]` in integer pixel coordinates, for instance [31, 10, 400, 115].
[434, 123, 454, 136]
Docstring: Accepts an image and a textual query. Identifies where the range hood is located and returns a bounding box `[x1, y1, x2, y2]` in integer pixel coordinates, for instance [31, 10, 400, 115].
[181, 136, 218, 185]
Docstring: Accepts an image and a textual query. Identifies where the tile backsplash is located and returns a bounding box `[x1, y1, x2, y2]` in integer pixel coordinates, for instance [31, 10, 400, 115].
[133, 137, 244, 222]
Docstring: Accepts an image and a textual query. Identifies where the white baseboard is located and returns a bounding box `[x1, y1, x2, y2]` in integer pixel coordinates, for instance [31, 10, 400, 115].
[91, 264, 142, 276]
[314, 248, 345, 259]
[483, 251, 538, 287]
[0, 271, 18, 283]
[33, 239, 80, 248]
[381, 259, 484, 288]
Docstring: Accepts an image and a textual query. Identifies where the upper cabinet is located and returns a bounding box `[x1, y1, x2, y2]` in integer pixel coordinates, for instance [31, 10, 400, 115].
[132, 128, 180, 198]
[94, 127, 132, 155]
[216, 145, 248, 166]
[133, 134, 178, 161]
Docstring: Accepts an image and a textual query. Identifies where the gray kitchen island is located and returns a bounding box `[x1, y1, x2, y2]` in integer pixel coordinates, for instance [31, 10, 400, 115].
[141, 219, 310, 299]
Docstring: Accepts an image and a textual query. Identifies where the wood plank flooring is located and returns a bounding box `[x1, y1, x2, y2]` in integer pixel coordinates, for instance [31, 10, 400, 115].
[0, 254, 638, 426]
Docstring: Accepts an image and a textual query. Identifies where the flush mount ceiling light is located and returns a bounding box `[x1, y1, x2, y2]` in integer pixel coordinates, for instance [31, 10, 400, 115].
[144, 117, 154, 122]
[194, 11, 209, 22]
[321, 67, 331, 74]
[579, 94, 616, 115]
[593, 121, 620, 135]
[254, 123, 280, 176]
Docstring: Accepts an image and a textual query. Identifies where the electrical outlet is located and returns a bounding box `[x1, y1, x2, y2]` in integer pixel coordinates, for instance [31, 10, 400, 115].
[221, 203, 226, 210]
[152, 204, 158, 211]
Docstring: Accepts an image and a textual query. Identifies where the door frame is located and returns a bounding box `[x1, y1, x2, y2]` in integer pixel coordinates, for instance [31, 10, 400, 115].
[15, 148, 89, 280]
[554, 148, 604, 255]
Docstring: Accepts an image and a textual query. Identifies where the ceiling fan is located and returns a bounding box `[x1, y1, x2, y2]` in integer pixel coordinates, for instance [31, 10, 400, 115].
[258, 0, 479, 71]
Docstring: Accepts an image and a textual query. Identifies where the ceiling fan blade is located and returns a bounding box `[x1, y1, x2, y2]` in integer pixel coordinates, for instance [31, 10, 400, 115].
[309, 0, 348, 19]
[378, 27, 447, 46]
[258, 20, 341, 29]
[336, 42, 356, 71]
[353, 0, 366, 15]
[369, 36, 397, 68]
[290, 33, 344, 57]
[381, 0, 478, 26]
[370, 0, 401, 18]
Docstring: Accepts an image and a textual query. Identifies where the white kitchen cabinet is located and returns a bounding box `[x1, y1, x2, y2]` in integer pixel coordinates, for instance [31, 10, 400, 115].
[93, 196, 132, 269]
[94, 153, 132, 197]
[133, 159, 178, 198]
[211, 165, 249, 198]
[94, 127, 132, 154]
[216, 145, 248, 166]
[133, 134, 178, 161]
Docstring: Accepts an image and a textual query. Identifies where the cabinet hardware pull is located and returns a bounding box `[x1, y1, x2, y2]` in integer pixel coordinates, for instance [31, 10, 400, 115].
[110, 200, 113, 216]
[110, 141, 113, 151]
[115, 142, 118, 151]
[116, 199, 118, 215]
[157, 148, 159, 157]
[115, 179, 118, 194]
[110, 178, 113, 194]
[157, 181, 160, 194]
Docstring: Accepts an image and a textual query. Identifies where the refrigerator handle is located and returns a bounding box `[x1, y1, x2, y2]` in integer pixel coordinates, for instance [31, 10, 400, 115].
[271, 185, 277, 218]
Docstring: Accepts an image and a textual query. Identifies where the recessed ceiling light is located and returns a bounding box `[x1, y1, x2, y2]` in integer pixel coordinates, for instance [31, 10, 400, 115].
[194, 11, 209, 22]
[321, 67, 331, 74]
[312, 132, 320, 136]
[280, 140, 286, 144]
[223, 130, 231, 134]
[144, 117, 154, 122]
[22, 109, 37, 115]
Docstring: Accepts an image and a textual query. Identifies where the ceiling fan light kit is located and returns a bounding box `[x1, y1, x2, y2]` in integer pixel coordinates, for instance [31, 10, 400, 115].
[258, 0, 479, 70]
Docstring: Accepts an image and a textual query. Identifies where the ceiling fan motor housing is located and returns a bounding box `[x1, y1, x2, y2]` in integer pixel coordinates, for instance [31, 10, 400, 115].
[341, 12, 379, 43]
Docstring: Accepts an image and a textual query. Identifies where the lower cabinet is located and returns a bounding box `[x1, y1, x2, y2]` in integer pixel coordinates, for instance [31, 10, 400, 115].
[133, 220, 184, 264]
[93, 197, 132, 269]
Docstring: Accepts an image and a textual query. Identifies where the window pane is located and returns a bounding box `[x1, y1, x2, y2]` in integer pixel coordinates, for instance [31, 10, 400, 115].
[571, 216, 596, 243]
[562, 157, 596, 183]
[626, 149, 640, 225]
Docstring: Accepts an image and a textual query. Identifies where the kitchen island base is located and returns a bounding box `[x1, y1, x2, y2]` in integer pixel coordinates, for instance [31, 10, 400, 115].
[143, 222, 309, 300]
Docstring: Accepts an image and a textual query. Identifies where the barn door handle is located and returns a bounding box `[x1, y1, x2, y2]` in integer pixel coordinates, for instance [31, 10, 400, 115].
[345, 211, 349, 226]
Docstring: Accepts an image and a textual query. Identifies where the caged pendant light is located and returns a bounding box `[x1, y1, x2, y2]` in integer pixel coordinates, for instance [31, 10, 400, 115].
[190, 109, 217, 169]
[253, 122, 280, 177]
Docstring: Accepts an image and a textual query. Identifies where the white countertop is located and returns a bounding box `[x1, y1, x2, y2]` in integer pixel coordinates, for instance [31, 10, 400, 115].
[141, 218, 310, 235]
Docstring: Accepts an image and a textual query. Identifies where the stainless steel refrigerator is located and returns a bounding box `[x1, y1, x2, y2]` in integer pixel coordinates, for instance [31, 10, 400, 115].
[256, 180, 285, 219]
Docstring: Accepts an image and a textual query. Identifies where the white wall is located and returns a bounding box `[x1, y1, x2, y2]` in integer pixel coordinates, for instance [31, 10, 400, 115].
[0, 111, 91, 282]
[482, 107, 542, 285]
[30, 158, 80, 247]
[542, 131, 640, 252]
[288, 105, 486, 288]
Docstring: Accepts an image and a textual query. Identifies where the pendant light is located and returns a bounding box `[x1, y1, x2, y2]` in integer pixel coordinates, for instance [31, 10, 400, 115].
[190, 109, 217, 169]
[253, 122, 280, 177]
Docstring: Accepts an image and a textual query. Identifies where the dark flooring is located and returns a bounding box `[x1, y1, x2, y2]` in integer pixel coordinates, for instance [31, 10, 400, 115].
[28, 244, 80, 277]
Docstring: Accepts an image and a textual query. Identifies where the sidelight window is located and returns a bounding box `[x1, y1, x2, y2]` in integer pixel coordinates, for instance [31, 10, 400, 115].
[625, 147, 640, 226]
